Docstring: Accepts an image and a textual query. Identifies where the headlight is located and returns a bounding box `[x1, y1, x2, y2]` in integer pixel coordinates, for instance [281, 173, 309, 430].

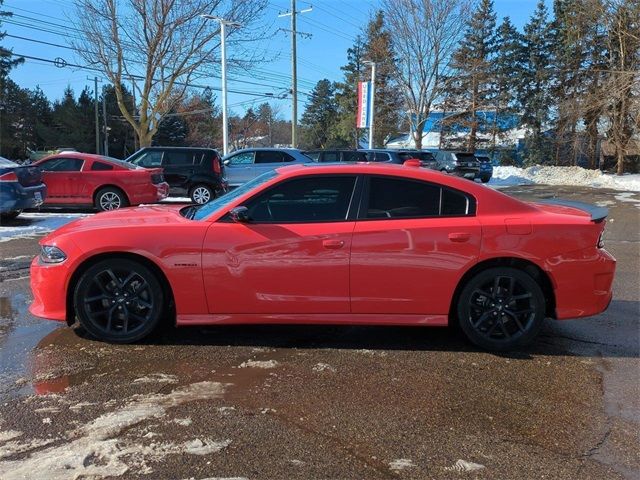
[40, 245, 67, 264]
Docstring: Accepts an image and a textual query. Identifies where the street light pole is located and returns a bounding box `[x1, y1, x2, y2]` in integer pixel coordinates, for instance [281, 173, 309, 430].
[201, 15, 241, 157]
[365, 61, 376, 149]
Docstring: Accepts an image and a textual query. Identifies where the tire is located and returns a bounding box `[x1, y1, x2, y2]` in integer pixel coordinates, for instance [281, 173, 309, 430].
[456, 267, 546, 351]
[481, 176, 491, 183]
[95, 187, 129, 211]
[73, 258, 164, 343]
[189, 184, 214, 204]
[1, 210, 22, 221]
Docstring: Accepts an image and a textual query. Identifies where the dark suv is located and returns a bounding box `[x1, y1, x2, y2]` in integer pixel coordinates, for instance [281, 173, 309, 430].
[126, 147, 224, 204]
[358, 149, 438, 169]
[433, 151, 480, 179]
[305, 149, 368, 162]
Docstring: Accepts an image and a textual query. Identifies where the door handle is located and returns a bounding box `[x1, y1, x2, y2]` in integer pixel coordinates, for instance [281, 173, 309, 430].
[448, 232, 471, 242]
[322, 239, 345, 249]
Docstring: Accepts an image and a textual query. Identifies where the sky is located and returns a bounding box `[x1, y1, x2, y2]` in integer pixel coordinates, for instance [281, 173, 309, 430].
[2, 0, 552, 120]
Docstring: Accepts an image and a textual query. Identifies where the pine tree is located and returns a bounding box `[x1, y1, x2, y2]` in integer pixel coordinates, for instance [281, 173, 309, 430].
[0, 0, 23, 83]
[519, 0, 555, 165]
[446, 0, 498, 152]
[334, 35, 366, 147]
[300, 79, 339, 149]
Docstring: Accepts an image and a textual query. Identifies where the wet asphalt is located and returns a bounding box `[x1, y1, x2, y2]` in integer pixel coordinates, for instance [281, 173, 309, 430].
[0, 185, 638, 480]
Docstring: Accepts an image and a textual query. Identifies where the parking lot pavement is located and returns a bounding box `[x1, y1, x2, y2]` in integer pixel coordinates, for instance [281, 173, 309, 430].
[0, 186, 638, 480]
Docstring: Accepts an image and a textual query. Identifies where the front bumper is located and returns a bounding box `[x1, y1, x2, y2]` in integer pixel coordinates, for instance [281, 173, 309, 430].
[550, 247, 616, 319]
[29, 255, 70, 322]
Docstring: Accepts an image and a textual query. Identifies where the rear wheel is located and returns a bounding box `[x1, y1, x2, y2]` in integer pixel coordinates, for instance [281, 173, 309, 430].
[189, 184, 214, 204]
[481, 176, 491, 183]
[95, 187, 129, 211]
[1, 210, 22, 221]
[73, 258, 164, 343]
[457, 267, 545, 351]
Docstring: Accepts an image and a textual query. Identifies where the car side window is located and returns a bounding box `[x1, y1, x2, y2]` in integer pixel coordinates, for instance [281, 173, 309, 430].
[364, 176, 475, 218]
[374, 152, 391, 162]
[305, 151, 320, 161]
[228, 152, 254, 165]
[91, 161, 114, 171]
[39, 158, 84, 172]
[163, 151, 192, 166]
[343, 151, 366, 162]
[132, 151, 162, 167]
[323, 152, 339, 162]
[244, 176, 357, 223]
[255, 151, 294, 164]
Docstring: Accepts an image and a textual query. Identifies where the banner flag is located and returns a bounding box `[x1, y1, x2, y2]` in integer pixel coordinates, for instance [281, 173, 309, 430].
[356, 81, 372, 129]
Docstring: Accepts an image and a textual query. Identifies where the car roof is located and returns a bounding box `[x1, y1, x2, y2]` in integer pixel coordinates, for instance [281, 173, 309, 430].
[37, 151, 103, 162]
[137, 146, 217, 151]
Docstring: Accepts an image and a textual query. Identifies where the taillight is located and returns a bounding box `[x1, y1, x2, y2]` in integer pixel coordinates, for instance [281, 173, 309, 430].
[213, 157, 221, 175]
[598, 231, 605, 249]
[0, 171, 18, 182]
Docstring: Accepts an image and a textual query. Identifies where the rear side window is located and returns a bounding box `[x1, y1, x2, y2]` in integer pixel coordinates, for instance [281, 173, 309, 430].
[39, 158, 84, 172]
[163, 151, 194, 165]
[322, 152, 339, 162]
[373, 152, 391, 162]
[255, 151, 295, 164]
[343, 151, 367, 162]
[245, 176, 357, 223]
[91, 161, 114, 171]
[364, 176, 474, 219]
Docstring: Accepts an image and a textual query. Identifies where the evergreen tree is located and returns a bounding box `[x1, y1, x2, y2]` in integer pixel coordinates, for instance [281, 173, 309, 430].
[177, 89, 221, 148]
[334, 35, 366, 147]
[445, 0, 498, 152]
[519, 0, 555, 165]
[300, 79, 339, 149]
[153, 111, 188, 146]
[0, 0, 22, 83]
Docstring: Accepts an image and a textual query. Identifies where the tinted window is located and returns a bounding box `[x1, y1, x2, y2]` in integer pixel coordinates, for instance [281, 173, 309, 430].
[228, 152, 254, 165]
[373, 152, 391, 162]
[367, 177, 440, 218]
[91, 161, 114, 171]
[442, 188, 470, 215]
[322, 152, 339, 162]
[163, 151, 193, 165]
[454, 153, 477, 162]
[131, 151, 162, 167]
[245, 176, 356, 223]
[343, 151, 367, 162]
[39, 158, 84, 172]
[255, 151, 295, 164]
[305, 151, 321, 161]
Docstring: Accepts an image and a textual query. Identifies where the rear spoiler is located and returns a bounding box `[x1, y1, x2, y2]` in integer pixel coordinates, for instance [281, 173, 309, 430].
[538, 199, 608, 223]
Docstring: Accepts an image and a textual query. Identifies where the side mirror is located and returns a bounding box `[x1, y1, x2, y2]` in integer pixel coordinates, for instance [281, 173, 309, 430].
[223, 159, 230, 166]
[229, 206, 250, 223]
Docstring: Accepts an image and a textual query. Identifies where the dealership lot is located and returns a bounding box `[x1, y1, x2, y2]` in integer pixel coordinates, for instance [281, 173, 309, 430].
[0, 185, 638, 479]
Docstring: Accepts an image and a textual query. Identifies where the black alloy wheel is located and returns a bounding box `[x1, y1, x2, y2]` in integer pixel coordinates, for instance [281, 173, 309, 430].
[74, 258, 164, 343]
[457, 267, 545, 351]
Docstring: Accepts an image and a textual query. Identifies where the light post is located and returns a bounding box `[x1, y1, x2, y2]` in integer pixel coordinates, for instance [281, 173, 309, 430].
[201, 15, 242, 156]
[364, 61, 376, 149]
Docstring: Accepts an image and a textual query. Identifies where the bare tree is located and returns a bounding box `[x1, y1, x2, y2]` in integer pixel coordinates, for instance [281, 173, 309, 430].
[72, 0, 267, 147]
[382, 0, 471, 149]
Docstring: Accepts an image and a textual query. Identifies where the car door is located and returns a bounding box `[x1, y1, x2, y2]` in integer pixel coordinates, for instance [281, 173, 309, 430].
[252, 150, 295, 178]
[37, 157, 85, 203]
[202, 175, 359, 314]
[224, 151, 255, 187]
[350, 175, 481, 316]
[162, 150, 196, 194]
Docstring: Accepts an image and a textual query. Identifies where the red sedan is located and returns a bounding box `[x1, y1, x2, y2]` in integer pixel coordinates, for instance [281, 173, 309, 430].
[29, 163, 615, 350]
[33, 152, 169, 211]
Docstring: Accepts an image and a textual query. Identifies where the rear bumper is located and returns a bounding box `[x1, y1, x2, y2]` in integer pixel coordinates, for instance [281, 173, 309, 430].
[128, 182, 169, 205]
[550, 248, 616, 319]
[1, 183, 46, 212]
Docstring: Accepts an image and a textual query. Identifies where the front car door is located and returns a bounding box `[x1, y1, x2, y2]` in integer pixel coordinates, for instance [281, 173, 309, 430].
[224, 151, 255, 187]
[350, 175, 481, 316]
[202, 175, 359, 314]
[37, 157, 85, 204]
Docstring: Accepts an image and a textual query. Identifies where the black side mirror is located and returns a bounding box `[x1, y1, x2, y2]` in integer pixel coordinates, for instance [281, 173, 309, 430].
[229, 206, 250, 223]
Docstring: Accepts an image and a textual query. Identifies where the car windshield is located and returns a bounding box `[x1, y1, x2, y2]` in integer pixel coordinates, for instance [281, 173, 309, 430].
[0, 157, 18, 167]
[190, 170, 279, 221]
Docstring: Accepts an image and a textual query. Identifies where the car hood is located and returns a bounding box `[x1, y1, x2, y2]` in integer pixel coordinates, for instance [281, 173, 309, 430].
[41, 205, 190, 242]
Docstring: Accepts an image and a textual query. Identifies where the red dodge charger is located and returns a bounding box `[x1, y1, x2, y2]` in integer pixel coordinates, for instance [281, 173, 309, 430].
[33, 152, 169, 211]
[29, 162, 615, 350]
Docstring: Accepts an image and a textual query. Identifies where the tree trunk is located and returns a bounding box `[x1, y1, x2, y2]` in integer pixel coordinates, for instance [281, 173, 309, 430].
[413, 123, 424, 149]
[616, 146, 624, 175]
[139, 131, 154, 147]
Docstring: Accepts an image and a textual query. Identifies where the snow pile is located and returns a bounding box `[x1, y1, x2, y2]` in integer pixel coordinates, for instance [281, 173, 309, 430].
[0, 212, 87, 242]
[490, 165, 640, 191]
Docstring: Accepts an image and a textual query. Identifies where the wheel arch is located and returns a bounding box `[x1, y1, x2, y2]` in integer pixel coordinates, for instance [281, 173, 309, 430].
[65, 251, 176, 327]
[92, 185, 130, 205]
[449, 257, 556, 325]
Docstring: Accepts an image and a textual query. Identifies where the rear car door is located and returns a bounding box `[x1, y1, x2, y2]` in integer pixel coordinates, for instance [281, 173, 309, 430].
[253, 151, 296, 178]
[350, 175, 481, 315]
[224, 151, 255, 187]
[162, 150, 197, 194]
[202, 175, 359, 314]
[37, 157, 85, 203]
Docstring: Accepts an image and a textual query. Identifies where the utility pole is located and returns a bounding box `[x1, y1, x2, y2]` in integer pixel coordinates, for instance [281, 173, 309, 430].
[278, 2, 312, 148]
[201, 15, 242, 157]
[364, 61, 376, 149]
[131, 77, 138, 152]
[102, 87, 109, 156]
[88, 76, 102, 154]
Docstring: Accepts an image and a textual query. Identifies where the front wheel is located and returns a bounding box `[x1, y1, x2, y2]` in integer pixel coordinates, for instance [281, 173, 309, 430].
[456, 267, 546, 351]
[189, 184, 214, 204]
[73, 258, 164, 343]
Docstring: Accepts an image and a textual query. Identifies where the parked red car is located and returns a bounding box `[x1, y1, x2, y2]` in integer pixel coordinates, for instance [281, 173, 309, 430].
[29, 162, 615, 350]
[32, 152, 169, 211]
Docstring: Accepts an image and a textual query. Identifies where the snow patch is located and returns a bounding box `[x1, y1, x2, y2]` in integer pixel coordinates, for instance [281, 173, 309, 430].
[312, 363, 336, 373]
[0, 381, 227, 479]
[0, 212, 88, 242]
[490, 166, 640, 191]
[173, 417, 192, 426]
[132, 373, 179, 384]
[389, 458, 415, 471]
[0, 430, 22, 443]
[444, 459, 486, 472]
[237, 359, 279, 369]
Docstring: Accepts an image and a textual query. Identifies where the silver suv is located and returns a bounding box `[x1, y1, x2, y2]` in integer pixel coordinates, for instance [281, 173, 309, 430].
[222, 148, 312, 187]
